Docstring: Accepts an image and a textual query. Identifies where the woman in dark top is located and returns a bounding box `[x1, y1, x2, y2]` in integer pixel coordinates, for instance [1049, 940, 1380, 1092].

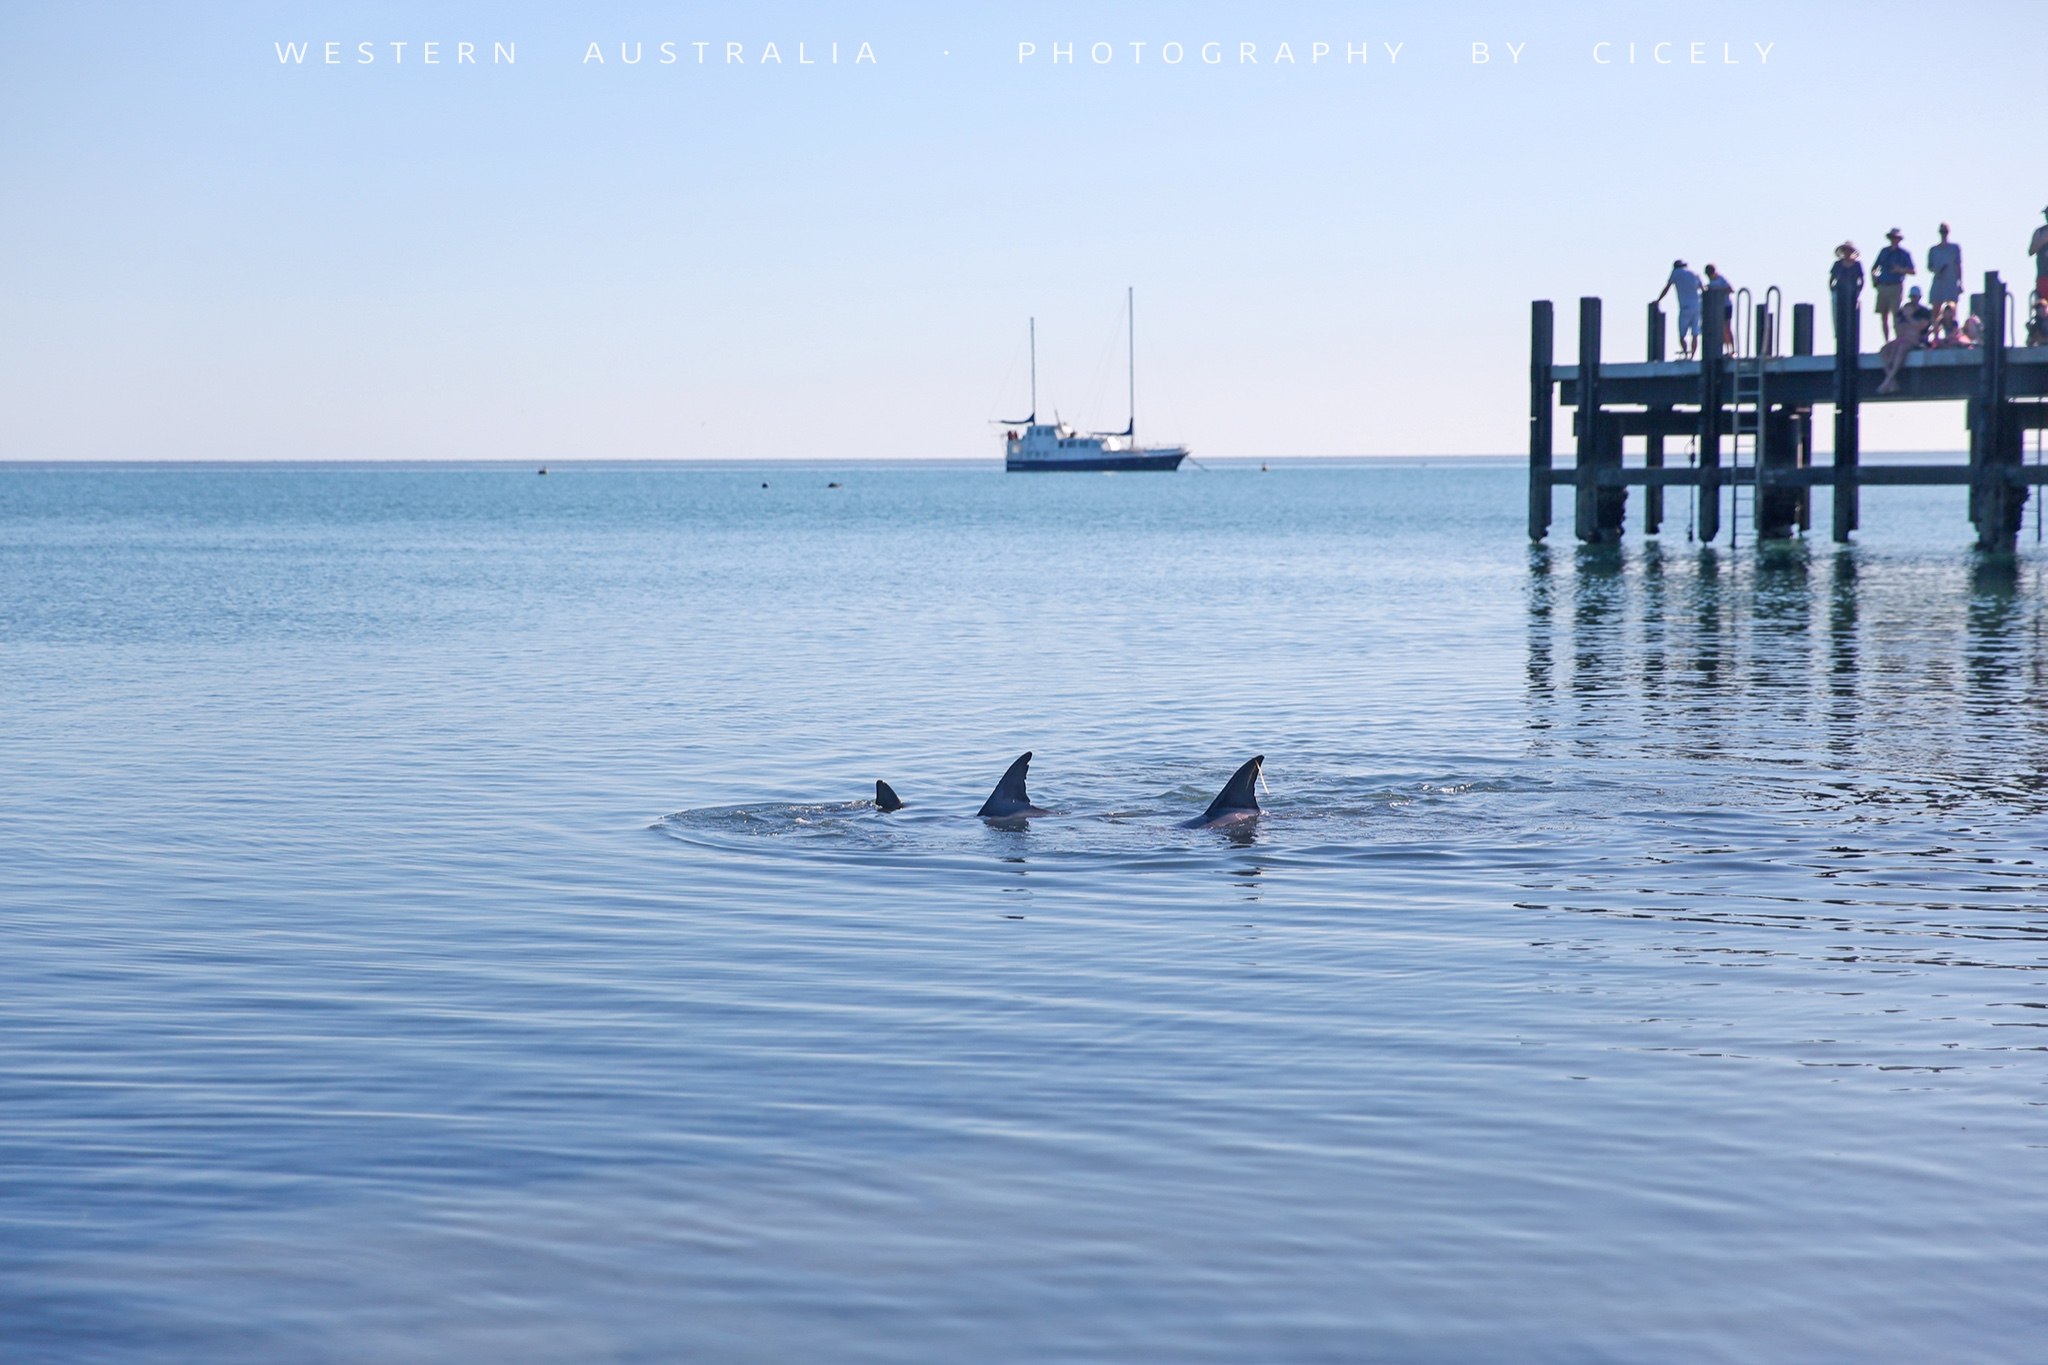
[1829, 242, 1863, 297]
[1829, 243, 1864, 348]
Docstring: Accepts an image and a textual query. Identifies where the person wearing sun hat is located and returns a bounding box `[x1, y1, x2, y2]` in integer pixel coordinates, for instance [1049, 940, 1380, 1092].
[1830, 241, 1863, 295]
[1830, 241, 1864, 347]
[1872, 228, 1916, 341]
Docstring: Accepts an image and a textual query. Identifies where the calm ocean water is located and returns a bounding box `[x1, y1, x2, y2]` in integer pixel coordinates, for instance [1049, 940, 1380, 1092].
[3, 460, 2045, 1362]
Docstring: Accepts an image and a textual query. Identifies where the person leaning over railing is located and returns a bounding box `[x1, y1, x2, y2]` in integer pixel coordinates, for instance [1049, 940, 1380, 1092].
[1655, 259, 1704, 360]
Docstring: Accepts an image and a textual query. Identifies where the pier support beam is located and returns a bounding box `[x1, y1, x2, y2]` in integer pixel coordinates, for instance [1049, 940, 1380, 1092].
[1575, 297, 1625, 543]
[1831, 273, 1861, 542]
[1970, 272, 2025, 552]
[1758, 406, 1801, 539]
[1644, 302, 1667, 535]
[1698, 290, 1725, 543]
[1528, 301, 1553, 541]
[1792, 303, 1815, 532]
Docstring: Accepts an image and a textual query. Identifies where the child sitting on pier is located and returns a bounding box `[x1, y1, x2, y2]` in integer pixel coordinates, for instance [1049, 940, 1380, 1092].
[1928, 301, 1975, 349]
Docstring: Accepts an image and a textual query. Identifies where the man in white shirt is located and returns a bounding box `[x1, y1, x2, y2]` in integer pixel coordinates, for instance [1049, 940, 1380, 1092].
[1655, 260, 1703, 359]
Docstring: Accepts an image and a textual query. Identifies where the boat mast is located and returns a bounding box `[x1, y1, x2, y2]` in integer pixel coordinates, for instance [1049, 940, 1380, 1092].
[999, 319, 1038, 426]
[1126, 287, 1135, 440]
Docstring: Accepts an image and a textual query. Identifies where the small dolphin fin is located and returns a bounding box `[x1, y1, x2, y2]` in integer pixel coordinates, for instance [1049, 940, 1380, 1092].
[1187, 756, 1263, 827]
[978, 751, 1050, 819]
[875, 780, 904, 812]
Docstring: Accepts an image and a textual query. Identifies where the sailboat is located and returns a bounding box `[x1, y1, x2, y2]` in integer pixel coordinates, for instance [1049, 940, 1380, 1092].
[999, 289, 1189, 472]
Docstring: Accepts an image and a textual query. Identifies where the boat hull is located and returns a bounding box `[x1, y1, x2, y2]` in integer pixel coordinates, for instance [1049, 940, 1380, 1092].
[1006, 450, 1186, 473]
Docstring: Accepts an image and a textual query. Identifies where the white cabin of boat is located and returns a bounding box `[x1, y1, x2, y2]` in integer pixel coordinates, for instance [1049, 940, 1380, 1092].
[998, 289, 1188, 472]
[1003, 421, 1187, 472]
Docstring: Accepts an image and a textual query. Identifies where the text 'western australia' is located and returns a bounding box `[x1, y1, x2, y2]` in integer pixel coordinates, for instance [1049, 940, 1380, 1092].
[583, 41, 876, 64]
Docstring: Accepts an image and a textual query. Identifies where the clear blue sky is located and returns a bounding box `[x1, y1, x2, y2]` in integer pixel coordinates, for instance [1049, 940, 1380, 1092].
[0, 0, 2040, 459]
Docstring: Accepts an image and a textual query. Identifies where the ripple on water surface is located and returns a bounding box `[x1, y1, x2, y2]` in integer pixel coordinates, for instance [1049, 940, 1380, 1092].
[1, 463, 2045, 1362]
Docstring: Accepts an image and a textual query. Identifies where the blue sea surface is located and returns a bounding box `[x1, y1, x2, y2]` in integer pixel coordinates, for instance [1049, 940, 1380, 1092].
[2, 460, 2045, 1362]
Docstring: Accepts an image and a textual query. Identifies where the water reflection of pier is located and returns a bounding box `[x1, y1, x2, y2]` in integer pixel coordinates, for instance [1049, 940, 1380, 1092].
[1524, 546, 2048, 808]
[1529, 273, 2048, 551]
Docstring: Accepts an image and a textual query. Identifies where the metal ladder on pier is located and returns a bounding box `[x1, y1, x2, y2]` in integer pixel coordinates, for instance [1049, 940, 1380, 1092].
[1727, 287, 1777, 548]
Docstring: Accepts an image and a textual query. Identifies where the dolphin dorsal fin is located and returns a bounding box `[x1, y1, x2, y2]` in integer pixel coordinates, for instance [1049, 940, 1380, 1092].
[977, 751, 1037, 818]
[875, 780, 904, 812]
[1199, 756, 1264, 823]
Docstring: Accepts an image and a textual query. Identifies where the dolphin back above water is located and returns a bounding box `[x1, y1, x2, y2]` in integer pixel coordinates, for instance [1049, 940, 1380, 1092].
[874, 780, 904, 812]
[1183, 755, 1263, 828]
[977, 751, 1052, 819]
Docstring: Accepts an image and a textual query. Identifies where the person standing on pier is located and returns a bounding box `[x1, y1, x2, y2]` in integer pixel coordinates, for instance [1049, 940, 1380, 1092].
[2030, 206, 2048, 306]
[1926, 224, 1962, 313]
[1830, 242, 1864, 299]
[1703, 264, 1735, 349]
[1872, 228, 1915, 340]
[1656, 259, 1703, 359]
[1830, 244, 1864, 362]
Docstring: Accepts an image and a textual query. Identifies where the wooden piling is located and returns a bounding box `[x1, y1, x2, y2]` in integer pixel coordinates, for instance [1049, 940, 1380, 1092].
[1758, 406, 1800, 538]
[1792, 303, 1815, 532]
[1529, 301, 1553, 541]
[1698, 290, 1726, 543]
[1575, 297, 1605, 542]
[1644, 303, 1666, 535]
[1971, 272, 2024, 551]
[1587, 410, 1627, 541]
[1830, 273, 1861, 542]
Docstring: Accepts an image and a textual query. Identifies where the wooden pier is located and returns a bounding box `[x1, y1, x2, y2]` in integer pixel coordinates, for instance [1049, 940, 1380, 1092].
[1529, 272, 2048, 551]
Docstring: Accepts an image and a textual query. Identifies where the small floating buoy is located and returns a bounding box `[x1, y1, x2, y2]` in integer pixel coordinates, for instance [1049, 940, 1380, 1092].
[761, 482, 769, 489]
